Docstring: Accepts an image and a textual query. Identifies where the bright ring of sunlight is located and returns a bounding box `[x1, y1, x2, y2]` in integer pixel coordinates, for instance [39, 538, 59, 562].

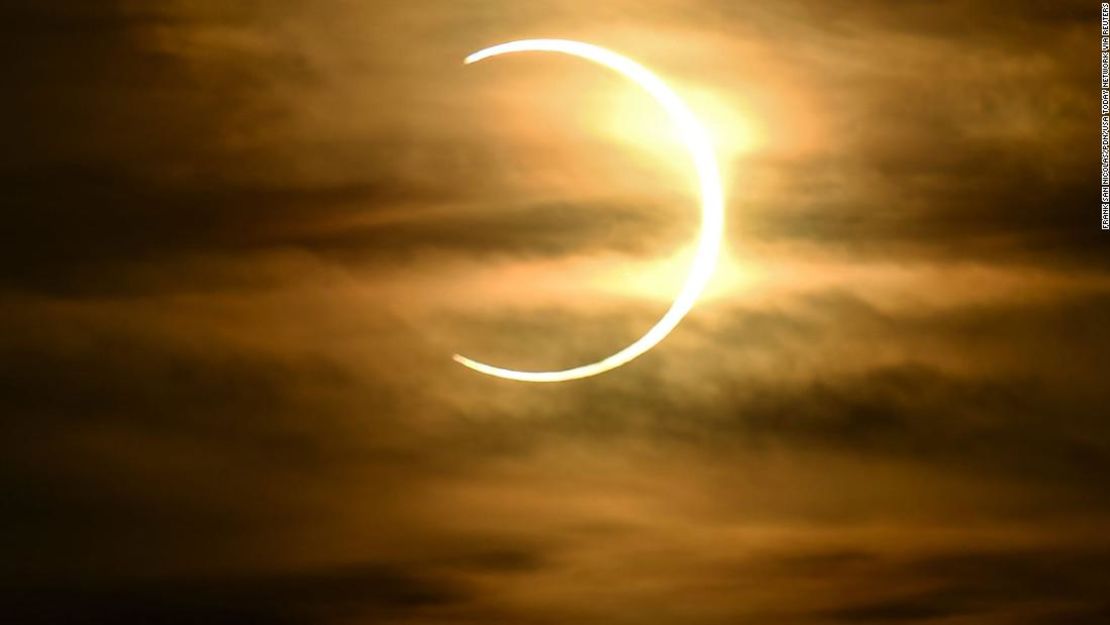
[453, 39, 725, 382]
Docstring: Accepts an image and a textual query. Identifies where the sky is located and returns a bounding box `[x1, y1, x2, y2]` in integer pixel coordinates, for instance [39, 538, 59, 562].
[2, 1, 1108, 623]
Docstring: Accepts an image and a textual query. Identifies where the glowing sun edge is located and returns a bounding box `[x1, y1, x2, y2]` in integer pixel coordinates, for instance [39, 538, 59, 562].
[454, 39, 725, 382]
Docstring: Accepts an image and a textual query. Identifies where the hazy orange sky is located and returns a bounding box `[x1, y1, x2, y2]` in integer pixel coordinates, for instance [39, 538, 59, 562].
[3, 1, 1108, 624]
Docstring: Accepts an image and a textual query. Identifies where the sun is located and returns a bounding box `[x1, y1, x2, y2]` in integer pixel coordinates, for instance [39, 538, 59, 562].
[454, 39, 725, 382]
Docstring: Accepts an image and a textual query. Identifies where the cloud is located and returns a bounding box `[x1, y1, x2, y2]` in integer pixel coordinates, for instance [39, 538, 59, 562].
[2, 1, 1106, 624]
[4, 563, 467, 625]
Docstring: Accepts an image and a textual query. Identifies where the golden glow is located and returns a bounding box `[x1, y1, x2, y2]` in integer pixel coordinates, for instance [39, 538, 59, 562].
[454, 39, 726, 382]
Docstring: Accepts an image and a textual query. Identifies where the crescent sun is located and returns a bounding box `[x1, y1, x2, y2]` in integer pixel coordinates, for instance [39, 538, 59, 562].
[454, 39, 726, 382]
